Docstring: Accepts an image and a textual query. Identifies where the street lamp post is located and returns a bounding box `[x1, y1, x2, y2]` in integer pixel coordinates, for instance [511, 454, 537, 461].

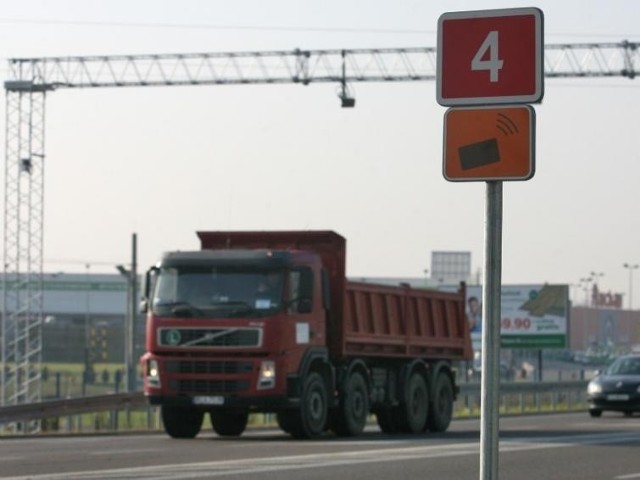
[589, 271, 605, 351]
[580, 277, 592, 306]
[623, 263, 639, 310]
[83, 263, 92, 396]
[590, 271, 604, 306]
[116, 233, 138, 393]
[578, 277, 593, 349]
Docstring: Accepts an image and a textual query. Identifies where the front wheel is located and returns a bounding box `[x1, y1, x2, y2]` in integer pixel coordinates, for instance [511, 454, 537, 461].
[276, 410, 296, 434]
[289, 372, 328, 439]
[161, 405, 203, 439]
[210, 409, 249, 437]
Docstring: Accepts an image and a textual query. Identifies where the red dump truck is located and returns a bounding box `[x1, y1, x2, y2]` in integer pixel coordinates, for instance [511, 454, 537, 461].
[140, 231, 472, 439]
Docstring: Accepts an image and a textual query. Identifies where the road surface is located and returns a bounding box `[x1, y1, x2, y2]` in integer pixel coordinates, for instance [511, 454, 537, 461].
[0, 412, 638, 479]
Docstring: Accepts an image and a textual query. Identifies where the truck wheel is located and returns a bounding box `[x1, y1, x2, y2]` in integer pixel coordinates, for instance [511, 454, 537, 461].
[161, 405, 203, 439]
[210, 409, 249, 437]
[332, 371, 369, 436]
[276, 410, 296, 434]
[290, 372, 328, 439]
[398, 372, 429, 433]
[427, 373, 454, 432]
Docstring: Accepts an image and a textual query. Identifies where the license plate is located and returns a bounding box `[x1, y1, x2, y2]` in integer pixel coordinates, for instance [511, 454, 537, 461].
[606, 394, 629, 401]
[193, 396, 224, 406]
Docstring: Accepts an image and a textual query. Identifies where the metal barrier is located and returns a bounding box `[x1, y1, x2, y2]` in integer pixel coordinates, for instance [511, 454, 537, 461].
[0, 392, 154, 434]
[0, 392, 146, 424]
[458, 380, 589, 415]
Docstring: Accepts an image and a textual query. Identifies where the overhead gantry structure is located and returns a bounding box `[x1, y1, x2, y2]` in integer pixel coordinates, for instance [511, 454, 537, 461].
[2, 41, 638, 420]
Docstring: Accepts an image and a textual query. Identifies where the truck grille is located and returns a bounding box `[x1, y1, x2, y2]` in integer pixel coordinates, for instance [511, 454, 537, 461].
[170, 379, 250, 395]
[165, 360, 253, 375]
[158, 327, 261, 348]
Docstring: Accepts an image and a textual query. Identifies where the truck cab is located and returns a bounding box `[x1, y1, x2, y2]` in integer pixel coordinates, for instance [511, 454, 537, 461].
[141, 248, 328, 438]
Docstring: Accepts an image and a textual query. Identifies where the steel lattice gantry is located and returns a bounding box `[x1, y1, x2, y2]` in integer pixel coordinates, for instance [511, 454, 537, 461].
[2, 84, 47, 417]
[2, 41, 639, 413]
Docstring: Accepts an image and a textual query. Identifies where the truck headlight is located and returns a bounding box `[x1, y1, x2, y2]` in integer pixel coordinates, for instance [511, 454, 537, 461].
[587, 381, 602, 395]
[257, 360, 276, 390]
[146, 359, 161, 387]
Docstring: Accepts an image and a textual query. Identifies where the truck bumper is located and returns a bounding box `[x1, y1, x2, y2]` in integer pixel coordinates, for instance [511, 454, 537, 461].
[146, 394, 299, 411]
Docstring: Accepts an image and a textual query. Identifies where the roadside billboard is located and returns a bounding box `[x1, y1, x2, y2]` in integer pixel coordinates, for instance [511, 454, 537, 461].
[462, 284, 569, 349]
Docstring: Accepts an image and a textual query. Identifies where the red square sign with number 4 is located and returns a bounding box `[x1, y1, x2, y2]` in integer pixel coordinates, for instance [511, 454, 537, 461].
[437, 8, 544, 106]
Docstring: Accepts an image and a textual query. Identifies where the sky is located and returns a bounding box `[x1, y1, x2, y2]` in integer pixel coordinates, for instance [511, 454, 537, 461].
[0, 0, 639, 306]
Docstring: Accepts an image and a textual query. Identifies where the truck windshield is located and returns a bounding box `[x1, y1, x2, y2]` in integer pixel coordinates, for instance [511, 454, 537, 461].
[151, 266, 285, 318]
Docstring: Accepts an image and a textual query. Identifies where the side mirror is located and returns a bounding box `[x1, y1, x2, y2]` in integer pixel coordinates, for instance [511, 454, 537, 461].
[139, 299, 149, 314]
[139, 266, 158, 314]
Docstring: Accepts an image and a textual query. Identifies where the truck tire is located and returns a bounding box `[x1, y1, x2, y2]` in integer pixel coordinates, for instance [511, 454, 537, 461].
[161, 405, 204, 439]
[289, 372, 328, 439]
[331, 371, 369, 436]
[398, 372, 429, 433]
[427, 373, 454, 432]
[276, 410, 296, 434]
[210, 409, 249, 437]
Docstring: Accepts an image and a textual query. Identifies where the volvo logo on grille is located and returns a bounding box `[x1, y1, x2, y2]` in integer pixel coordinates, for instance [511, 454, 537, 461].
[166, 329, 182, 346]
[159, 327, 262, 348]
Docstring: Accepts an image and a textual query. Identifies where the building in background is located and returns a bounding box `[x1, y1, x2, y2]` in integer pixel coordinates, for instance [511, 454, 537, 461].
[1, 272, 143, 364]
[352, 251, 474, 289]
[430, 251, 472, 285]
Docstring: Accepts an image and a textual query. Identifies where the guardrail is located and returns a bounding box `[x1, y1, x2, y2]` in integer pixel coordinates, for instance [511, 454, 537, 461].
[0, 381, 589, 434]
[458, 380, 589, 415]
[0, 392, 147, 424]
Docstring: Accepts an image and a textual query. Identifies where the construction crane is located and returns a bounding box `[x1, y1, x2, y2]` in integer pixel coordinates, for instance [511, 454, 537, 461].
[1, 41, 638, 426]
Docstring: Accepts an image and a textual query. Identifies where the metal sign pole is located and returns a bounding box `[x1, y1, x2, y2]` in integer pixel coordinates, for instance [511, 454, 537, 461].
[479, 180, 503, 480]
[127, 233, 138, 393]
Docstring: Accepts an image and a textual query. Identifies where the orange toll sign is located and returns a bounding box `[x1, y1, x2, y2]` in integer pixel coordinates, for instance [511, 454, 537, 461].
[443, 105, 535, 181]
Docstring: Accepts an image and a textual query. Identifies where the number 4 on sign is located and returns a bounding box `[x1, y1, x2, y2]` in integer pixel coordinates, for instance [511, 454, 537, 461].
[471, 31, 504, 82]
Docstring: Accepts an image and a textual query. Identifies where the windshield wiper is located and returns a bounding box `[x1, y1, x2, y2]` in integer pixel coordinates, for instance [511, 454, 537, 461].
[156, 300, 260, 318]
[212, 301, 256, 317]
[155, 301, 203, 317]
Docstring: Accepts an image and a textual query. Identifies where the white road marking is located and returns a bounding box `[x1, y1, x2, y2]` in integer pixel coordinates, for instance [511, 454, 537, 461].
[89, 448, 162, 456]
[0, 456, 25, 462]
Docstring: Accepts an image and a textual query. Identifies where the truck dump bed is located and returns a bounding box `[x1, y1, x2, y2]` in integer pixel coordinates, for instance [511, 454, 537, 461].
[339, 281, 472, 361]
